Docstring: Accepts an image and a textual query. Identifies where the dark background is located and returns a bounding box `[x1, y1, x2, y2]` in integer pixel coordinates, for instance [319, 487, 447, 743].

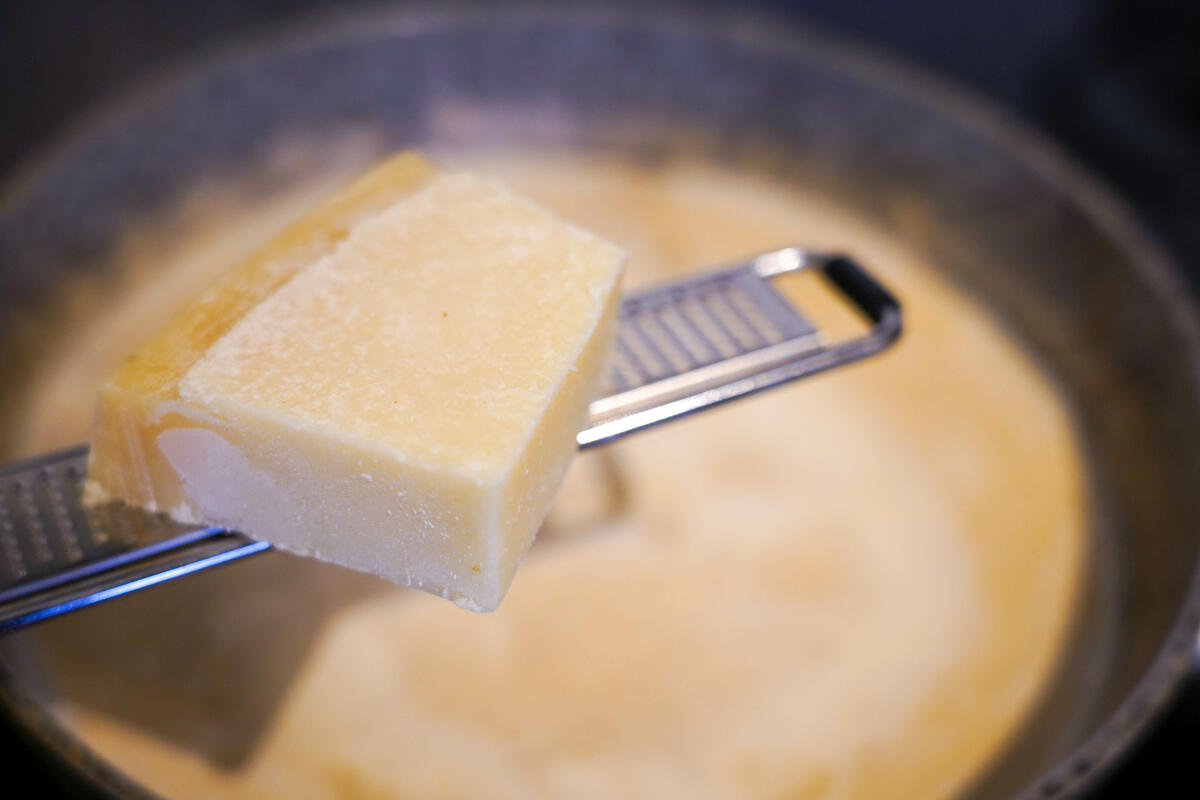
[3, 0, 1199, 275]
[1, 1, 1198, 797]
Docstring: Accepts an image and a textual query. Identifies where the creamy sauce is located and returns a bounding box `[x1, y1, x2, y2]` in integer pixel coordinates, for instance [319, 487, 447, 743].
[12, 152, 1084, 800]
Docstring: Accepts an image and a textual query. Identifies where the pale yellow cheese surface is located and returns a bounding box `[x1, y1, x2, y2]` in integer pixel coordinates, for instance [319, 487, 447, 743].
[86, 158, 625, 611]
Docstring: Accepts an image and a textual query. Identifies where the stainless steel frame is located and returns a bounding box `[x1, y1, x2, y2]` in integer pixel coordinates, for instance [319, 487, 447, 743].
[0, 248, 900, 632]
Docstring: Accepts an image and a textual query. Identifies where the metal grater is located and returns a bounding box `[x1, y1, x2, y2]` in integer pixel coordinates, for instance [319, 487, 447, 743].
[0, 247, 899, 631]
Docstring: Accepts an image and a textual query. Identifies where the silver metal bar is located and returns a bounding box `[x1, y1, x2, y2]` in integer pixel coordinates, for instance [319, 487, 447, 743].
[0, 247, 900, 632]
[579, 248, 900, 447]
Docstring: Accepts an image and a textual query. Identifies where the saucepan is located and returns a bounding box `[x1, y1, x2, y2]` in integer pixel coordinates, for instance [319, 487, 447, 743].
[1, 6, 1199, 799]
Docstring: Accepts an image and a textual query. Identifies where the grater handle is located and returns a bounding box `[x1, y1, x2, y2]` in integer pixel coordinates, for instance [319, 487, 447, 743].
[822, 254, 902, 341]
[577, 250, 901, 448]
[811, 254, 903, 378]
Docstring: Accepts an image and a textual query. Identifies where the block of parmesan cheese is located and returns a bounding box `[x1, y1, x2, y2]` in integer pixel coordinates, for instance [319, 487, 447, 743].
[85, 152, 625, 611]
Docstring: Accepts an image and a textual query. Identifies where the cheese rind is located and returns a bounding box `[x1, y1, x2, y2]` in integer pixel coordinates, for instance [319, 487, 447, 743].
[86, 154, 625, 611]
[86, 152, 439, 513]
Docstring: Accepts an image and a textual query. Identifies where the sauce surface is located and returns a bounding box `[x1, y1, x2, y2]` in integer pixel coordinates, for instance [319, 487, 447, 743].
[12, 151, 1085, 800]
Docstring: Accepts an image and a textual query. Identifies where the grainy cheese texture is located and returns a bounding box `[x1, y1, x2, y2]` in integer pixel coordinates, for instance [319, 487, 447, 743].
[85, 153, 626, 610]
